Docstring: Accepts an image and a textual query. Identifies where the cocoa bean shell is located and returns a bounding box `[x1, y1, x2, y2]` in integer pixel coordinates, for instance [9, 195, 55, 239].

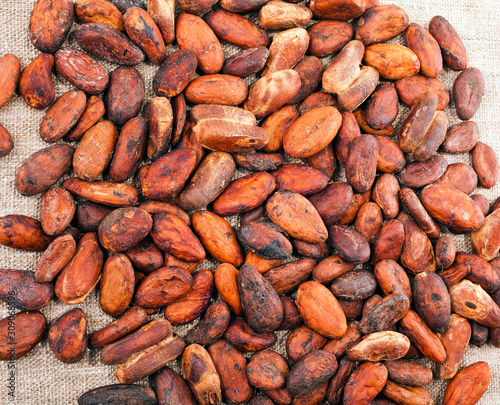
[124, 7, 166, 65]
[441, 121, 479, 153]
[40, 187, 76, 236]
[404, 22, 443, 78]
[48, 308, 87, 363]
[109, 117, 148, 183]
[206, 9, 269, 49]
[55, 232, 103, 304]
[143, 148, 197, 200]
[331, 269, 377, 300]
[345, 134, 378, 193]
[309, 0, 365, 20]
[453, 67, 484, 120]
[182, 344, 222, 405]
[239, 264, 284, 333]
[347, 331, 410, 362]
[307, 20, 353, 57]
[0, 269, 54, 310]
[436, 314, 471, 380]
[259, 0, 312, 30]
[343, 362, 388, 404]
[66, 95, 106, 142]
[420, 185, 485, 233]
[105, 66, 144, 126]
[78, 384, 157, 405]
[75, 23, 145, 65]
[75, 0, 125, 31]
[398, 309, 447, 363]
[186, 301, 231, 346]
[153, 368, 196, 405]
[312, 254, 355, 285]
[100, 254, 135, 317]
[35, 234, 76, 283]
[176, 13, 224, 74]
[134, 266, 193, 308]
[89, 306, 148, 348]
[185, 74, 248, 106]
[278, 296, 303, 331]
[0, 311, 46, 360]
[286, 325, 327, 363]
[413, 271, 451, 333]
[472, 141, 499, 189]
[153, 49, 198, 97]
[364, 44, 420, 80]
[214, 172, 276, 216]
[300, 92, 340, 116]
[224, 318, 277, 352]
[398, 155, 448, 189]
[374, 259, 412, 301]
[326, 357, 356, 405]
[117, 334, 185, 383]
[296, 280, 347, 339]
[398, 212, 436, 274]
[240, 222, 292, 261]
[0, 215, 52, 252]
[284, 106, 342, 159]
[395, 74, 449, 110]
[98, 207, 152, 252]
[433, 163, 478, 195]
[164, 269, 214, 325]
[235, 152, 284, 172]
[223, 47, 269, 78]
[246, 355, 285, 391]
[382, 380, 433, 405]
[208, 339, 253, 404]
[358, 293, 410, 335]
[287, 350, 337, 398]
[454, 252, 500, 294]
[0, 54, 21, 110]
[19, 53, 55, 109]
[264, 258, 315, 295]
[55, 48, 109, 94]
[16, 144, 74, 196]
[73, 120, 118, 181]
[429, 15, 468, 71]
[356, 5, 408, 45]
[244, 69, 301, 119]
[267, 190, 328, 243]
[191, 104, 268, 153]
[29, 0, 74, 53]
[214, 264, 243, 316]
[371, 219, 405, 265]
[442, 362, 491, 405]
[329, 224, 370, 263]
[308, 182, 353, 226]
[101, 318, 173, 364]
[375, 136, 406, 173]
[0, 124, 13, 157]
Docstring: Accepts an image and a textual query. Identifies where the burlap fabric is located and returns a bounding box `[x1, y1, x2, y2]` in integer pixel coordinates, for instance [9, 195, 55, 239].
[0, 0, 499, 403]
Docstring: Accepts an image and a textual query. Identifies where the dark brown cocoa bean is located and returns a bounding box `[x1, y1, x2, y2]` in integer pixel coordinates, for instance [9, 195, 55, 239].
[238, 264, 284, 332]
[186, 301, 231, 346]
[76, 23, 145, 65]
[329, 224, 371, 263]
[105, 66, 145, 126]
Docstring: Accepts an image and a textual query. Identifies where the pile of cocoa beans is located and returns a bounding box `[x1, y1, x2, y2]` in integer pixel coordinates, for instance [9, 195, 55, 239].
[0, 0, 499, 403]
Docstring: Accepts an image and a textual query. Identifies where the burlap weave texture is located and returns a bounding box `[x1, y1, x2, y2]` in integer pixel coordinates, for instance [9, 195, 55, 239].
[1, 0, 500, 403]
